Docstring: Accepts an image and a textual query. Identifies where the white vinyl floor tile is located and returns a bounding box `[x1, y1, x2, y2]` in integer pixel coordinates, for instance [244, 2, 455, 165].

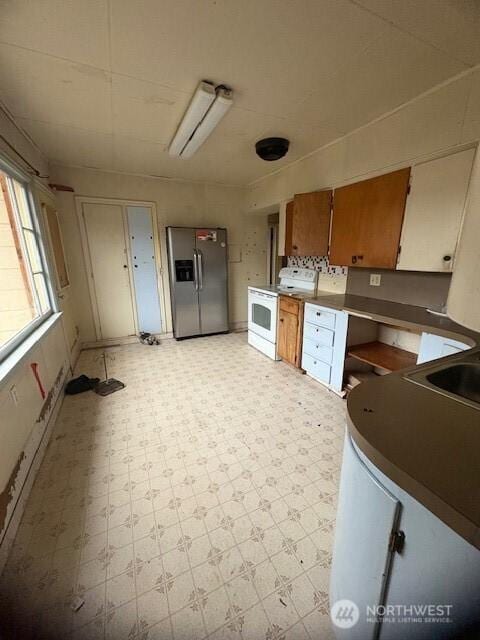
[0, 333, 344, 640]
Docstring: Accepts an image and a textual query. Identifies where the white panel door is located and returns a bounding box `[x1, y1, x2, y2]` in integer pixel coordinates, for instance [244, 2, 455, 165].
[397, 148, 475, 272]
[83, 203, 136, 339]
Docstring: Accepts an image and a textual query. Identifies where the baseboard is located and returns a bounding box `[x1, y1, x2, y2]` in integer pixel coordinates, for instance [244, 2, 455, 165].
[230, 321, 247, 332]
[81, 332, 173, 350]
[0, 363, 69, 575]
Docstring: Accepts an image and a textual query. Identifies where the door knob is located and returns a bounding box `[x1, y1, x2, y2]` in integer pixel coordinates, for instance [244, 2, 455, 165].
[123, 264, 128, 268]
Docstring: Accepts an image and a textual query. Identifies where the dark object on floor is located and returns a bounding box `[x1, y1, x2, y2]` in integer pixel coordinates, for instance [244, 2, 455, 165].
[65, 375, 100, 395]
[139, 331, 160, 345]
[94, 351, 125, 396]
[95, 378, 125, 396]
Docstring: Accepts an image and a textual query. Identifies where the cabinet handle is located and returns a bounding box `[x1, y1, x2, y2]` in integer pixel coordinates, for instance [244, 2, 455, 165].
[292, 245, 298, 250]
[443, 255, 452, 262]
[316, 311, 321, 316]
[352, 255, 357, 264]
[280, 318, 284, 322]
[358, 255, 364, 260]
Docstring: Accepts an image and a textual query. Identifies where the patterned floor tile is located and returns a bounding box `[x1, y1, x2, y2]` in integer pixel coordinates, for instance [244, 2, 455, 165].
[1, 333, 345, 639]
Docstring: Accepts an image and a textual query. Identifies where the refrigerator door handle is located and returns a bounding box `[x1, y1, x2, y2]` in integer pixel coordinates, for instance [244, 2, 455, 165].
[197, 250, 204, 290]
[193, 250, 199, 291]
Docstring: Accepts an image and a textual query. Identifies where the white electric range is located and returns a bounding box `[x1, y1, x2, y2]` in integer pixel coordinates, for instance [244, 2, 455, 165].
[247, 267, 318, 360]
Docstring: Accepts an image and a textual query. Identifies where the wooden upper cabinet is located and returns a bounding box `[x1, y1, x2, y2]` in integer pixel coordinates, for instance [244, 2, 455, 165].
[286, 190, 332, 256]
[284, 200, 294, 256]
[329, 168, 411, 269]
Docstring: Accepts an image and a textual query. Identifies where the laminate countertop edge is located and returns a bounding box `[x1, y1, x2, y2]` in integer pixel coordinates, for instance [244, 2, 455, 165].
[307, 292, 480, 549]
[307, 292, 479, 348]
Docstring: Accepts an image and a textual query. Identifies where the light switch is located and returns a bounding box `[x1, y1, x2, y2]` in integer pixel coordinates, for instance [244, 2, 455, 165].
[370, 273, 381, 286]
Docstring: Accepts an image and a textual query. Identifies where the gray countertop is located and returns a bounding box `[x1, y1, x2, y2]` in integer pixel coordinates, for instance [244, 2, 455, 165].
[306, 293, 480, 549]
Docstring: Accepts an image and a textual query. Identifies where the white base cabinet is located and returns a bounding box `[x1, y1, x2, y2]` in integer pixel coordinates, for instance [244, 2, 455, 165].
[331, 435, 480, 639]
[302, 303, 348, 393]
[416, 332, 470, 364]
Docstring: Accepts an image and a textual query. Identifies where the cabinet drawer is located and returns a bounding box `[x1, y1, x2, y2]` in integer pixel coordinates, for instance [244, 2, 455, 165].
[303, 322, 334, 346]
[305, 304, 336, 329]
[302, 352, 331, 385]
[302, 337, 333, 365]
[279, 296, 300, 315]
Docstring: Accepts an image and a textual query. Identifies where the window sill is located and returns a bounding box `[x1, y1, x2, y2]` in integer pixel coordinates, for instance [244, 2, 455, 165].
[0, 313, 63, 386]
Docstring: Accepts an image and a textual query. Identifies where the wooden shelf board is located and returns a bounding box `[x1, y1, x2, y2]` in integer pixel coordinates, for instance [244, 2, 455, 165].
[347, 341, 416, 373]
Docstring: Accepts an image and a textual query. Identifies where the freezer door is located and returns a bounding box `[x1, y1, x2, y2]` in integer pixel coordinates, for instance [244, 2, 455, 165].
[167, 227, 201, 338]
[196, 228, 228, 335]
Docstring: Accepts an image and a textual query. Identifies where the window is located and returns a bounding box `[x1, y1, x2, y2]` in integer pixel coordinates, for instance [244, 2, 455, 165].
[0, 168, 53, 360]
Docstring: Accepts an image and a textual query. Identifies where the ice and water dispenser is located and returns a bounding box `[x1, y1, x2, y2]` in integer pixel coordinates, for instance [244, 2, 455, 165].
[175, 259, 194, 282]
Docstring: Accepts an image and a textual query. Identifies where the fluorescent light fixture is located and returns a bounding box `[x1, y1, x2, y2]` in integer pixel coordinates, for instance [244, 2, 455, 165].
[169, 83, 233, 158]
[169, 81, 216, 157]
[180, 88, 233, 158]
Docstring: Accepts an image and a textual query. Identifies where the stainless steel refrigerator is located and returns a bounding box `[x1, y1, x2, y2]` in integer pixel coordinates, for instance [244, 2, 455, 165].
[166, 227, 229, 339]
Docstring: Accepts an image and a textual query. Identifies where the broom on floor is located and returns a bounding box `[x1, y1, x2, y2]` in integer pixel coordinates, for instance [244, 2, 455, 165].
[94, 350, 125, 396]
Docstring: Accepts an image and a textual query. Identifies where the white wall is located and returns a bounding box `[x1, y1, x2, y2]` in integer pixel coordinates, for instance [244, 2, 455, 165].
[246, 67, 480, 212]
[49, 165, 267, 344]
[0, 110, 73, 570]
[447, 150, 480, 331]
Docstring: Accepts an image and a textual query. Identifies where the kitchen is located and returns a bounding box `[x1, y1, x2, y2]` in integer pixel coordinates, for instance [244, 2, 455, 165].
[0, 2, 479, 640]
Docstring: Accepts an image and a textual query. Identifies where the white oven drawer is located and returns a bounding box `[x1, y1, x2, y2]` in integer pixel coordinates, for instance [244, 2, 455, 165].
[305, 304, 336, 330]
[303, 322, 334, 346]
[302, 337, 333, 365]
[302, 352, 331, 385]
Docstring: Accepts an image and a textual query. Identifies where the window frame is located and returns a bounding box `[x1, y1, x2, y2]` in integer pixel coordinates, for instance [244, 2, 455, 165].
[0, 155, 56, 364]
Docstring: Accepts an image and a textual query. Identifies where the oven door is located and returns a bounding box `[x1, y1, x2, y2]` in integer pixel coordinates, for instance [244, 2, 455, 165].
[248, 289, 277, 343]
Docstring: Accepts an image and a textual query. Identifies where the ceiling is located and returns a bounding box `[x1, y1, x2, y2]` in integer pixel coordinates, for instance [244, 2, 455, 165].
[0, 0, 479, 185]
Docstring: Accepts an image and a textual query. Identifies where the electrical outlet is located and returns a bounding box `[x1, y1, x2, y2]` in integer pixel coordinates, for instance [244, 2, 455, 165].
[9, 385, 19, 405]
[370, 273, 381, 287]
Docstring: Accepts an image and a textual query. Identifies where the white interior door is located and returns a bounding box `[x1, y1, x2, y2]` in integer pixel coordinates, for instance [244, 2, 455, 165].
[83, 203, 136, 339]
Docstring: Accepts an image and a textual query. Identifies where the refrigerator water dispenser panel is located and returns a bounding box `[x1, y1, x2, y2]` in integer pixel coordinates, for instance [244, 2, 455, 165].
[175, 259, 194, 282]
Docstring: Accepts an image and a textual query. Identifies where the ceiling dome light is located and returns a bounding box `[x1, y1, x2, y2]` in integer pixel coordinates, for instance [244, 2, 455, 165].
[255, 137, 290, 161]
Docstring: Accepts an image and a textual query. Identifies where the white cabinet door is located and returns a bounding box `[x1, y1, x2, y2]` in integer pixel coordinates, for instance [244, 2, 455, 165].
[397, 148, 475, 272]
[416, 332, 470, 364]
[330, 436, 400, 639]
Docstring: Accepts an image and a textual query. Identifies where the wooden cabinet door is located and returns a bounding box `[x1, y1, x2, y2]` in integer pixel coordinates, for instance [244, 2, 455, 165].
[330, 168, 410, 268]
[291, 190, 331, 256]
[284, 200, 294, 255]
[277, 308, 299, 366]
